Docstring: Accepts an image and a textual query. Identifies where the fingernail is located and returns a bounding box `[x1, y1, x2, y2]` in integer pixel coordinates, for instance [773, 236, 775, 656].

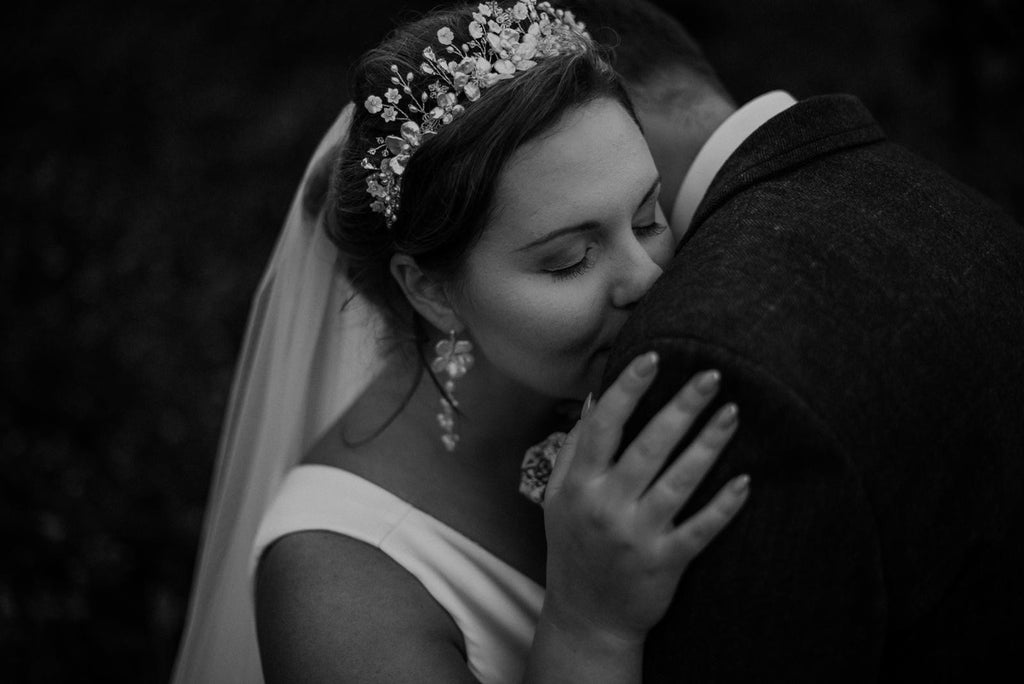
[581, 392, 593, 417]
[730, 474, 750, 495]
[695, 370, 720, 393]
[717, 403, 739, 427]
[634, 351, 658, 377]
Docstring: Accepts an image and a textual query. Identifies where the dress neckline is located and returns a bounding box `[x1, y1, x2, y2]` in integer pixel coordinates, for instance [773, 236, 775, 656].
[289, 463, 545, 594]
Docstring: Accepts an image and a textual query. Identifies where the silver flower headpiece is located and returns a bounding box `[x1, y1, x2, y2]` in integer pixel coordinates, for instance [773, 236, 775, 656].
[360, 1, 590, 227]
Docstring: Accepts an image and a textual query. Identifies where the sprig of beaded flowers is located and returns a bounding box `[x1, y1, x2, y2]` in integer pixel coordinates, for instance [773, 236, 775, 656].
[519, 430, 567, 504]
[361, 1, 589, 227]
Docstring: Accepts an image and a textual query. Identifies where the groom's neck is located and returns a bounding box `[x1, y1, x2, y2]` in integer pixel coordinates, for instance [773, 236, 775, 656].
[630, 74, 736, 217]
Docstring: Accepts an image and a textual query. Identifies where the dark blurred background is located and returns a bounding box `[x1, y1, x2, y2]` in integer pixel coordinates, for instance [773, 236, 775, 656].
[2, 0, 1021, 680]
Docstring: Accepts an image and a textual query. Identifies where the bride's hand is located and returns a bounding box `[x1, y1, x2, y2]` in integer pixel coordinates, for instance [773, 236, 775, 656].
[541, 351, 749, 644]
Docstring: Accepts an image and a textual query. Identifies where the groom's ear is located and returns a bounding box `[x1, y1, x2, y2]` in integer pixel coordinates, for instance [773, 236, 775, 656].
[390, 253, 461, 333]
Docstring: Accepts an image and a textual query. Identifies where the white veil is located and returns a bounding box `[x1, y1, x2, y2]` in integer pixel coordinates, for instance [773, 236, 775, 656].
[171, 103, 384, 683]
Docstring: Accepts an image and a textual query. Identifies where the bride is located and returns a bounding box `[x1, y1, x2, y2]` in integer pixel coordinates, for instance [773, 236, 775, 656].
[173, 2, 749, 682]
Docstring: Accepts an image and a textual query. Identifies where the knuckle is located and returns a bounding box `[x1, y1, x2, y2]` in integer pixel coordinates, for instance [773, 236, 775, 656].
[581, 497, 618, 531]
[674, 535, 700, 561]
[715, 491, 743, 516]
[618, 367, 640, 385]
[664, 469, 700, 494]
[673, 393, 702, 416]
[588, 414, 613, 435]
[682, 442, 717, 471]
[586, 416, 621, 446]
[615, 367, 640, 390]
[636, 547, 666, 575]
[677, 384, 712, 412]
[664, 458, 710, 492]
[698, 424, 729, 448]
[657, 405, 693, 437]
[617, 375, 646, 399]
[687, 521, 714, 547]
[630, 438, 659, 463]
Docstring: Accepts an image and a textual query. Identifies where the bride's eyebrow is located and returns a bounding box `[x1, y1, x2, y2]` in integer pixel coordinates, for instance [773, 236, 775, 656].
[515, 176, 662, 253]
[515, 220, 600, 252]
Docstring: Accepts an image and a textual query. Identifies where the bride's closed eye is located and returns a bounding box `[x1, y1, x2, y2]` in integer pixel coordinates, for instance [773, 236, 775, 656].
[546, 245, 597, 280]
[544, 222, 669, 281]
[633, 221, 669, 238]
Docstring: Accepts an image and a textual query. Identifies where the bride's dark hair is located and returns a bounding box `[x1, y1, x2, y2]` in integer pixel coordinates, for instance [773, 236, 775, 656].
[327, 1, 636, 341]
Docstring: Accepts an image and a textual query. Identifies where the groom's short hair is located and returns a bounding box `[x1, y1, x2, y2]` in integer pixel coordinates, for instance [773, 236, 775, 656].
[570, 0, 731, 101]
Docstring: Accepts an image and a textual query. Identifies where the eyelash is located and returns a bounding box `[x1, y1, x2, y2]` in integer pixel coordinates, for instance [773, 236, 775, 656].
[549, 249, 595, 280]
[634, 221, 669, 239]
[547, 222, 669, 281]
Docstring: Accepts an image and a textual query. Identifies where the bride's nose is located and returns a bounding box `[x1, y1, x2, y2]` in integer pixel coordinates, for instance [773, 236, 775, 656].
[610, 237, 664, 309]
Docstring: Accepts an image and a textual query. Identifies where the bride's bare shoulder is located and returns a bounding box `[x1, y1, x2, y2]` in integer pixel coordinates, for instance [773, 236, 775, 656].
[257, 364, 474, 681]
[255, 530, 472, 683]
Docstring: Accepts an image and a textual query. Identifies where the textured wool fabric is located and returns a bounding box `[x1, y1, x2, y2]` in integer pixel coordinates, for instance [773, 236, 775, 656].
[606, 95, 1024, 682]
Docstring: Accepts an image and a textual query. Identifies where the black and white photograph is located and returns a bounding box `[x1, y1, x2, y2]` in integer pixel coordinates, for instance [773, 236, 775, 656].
[4, 0, 1022, 681]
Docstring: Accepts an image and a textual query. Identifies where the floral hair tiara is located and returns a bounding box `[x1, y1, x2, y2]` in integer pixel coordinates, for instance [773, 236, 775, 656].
[360, 1, 590, 227]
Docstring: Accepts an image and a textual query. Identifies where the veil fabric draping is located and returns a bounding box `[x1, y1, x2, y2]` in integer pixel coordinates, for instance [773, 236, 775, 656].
[172, 103, 385, 683]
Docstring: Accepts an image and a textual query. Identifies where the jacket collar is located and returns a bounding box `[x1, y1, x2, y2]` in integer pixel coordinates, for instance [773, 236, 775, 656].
[681, 94, 886, 249]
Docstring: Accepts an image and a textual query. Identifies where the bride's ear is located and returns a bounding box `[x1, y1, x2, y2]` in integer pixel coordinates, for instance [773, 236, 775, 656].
[390, 253, 462, 333]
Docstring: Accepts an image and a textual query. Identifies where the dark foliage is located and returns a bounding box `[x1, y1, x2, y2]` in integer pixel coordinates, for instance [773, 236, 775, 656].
[1, 0, 1020, 680]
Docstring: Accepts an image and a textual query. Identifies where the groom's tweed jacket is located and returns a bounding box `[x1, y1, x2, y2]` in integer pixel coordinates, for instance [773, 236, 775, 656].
[606, 95, 1024, 682]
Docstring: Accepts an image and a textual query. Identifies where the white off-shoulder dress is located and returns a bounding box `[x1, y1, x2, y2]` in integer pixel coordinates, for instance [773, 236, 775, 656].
[252, 464, 545, 683]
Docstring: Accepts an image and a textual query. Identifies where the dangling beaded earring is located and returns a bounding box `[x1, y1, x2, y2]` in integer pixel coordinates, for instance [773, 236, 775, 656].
[431, 329, 475, 452]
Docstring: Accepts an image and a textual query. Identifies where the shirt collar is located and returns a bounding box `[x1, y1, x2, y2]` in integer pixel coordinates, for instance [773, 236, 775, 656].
[670, 90, 797, 236]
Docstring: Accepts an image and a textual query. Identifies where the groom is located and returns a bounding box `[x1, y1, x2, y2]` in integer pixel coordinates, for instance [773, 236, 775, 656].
[577, 0, 1024, 680]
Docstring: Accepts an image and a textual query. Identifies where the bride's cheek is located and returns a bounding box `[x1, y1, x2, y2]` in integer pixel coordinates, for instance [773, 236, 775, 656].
[508, 278, 603, 362]
[560, 294, 608, 354]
